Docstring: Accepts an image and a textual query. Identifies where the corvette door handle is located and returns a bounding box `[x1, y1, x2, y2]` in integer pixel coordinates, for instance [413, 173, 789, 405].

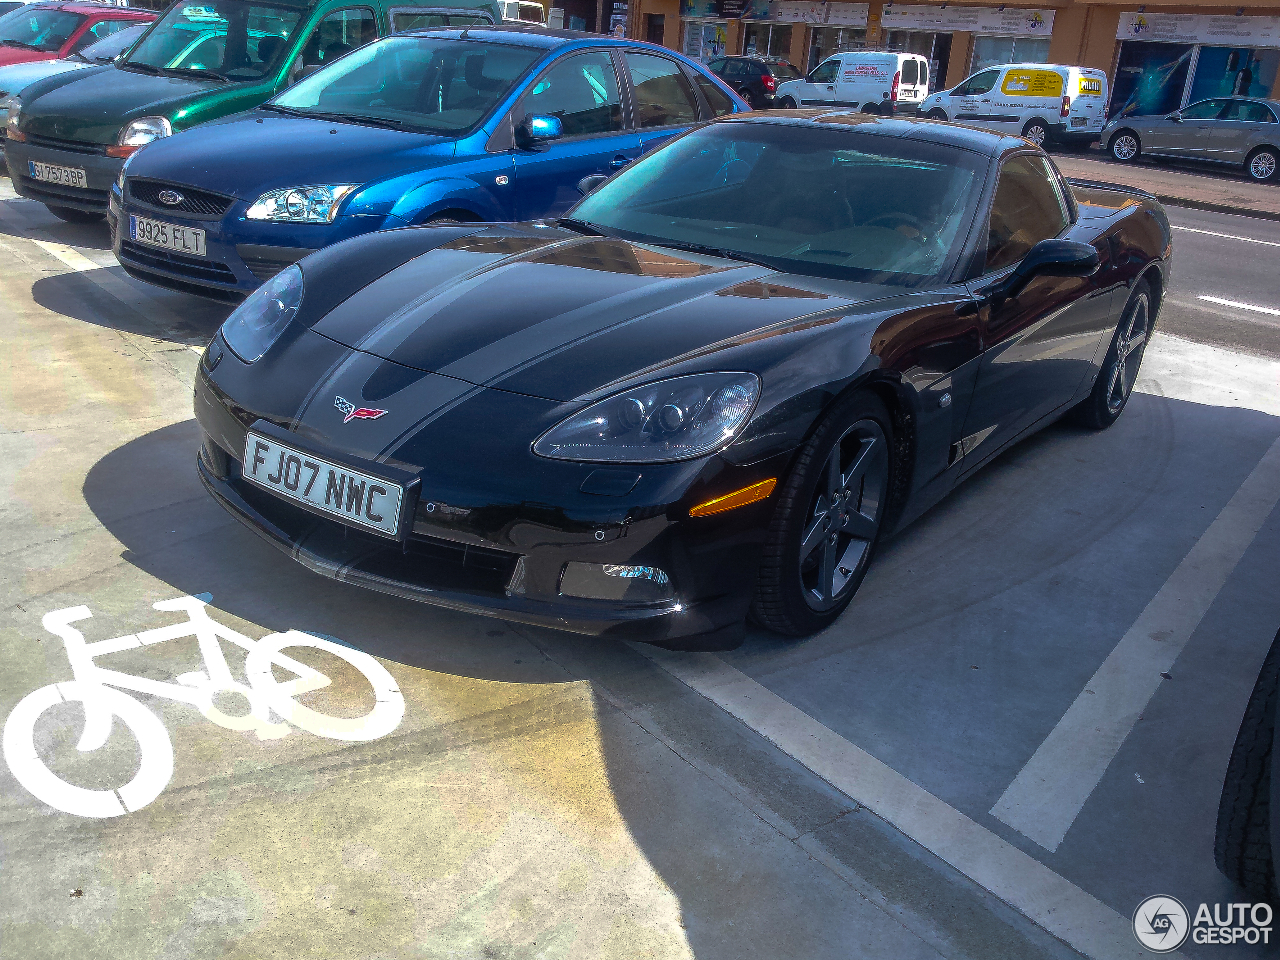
[609, 156, 630, 169]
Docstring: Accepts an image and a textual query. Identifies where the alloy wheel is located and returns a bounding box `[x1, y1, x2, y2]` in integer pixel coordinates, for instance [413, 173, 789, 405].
[1024, 123, 1047, 146]
[1112, 134, 1139, 161]
[1106, 292, 1150, 415]
[798, 419, 888, 611]
[1250, 150, 1277, 182]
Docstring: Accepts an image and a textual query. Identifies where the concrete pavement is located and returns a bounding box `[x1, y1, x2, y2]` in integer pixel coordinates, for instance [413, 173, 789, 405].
[1051, 150, 1280, 221]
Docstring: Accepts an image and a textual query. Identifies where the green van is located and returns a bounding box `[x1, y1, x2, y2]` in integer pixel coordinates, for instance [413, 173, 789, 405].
[5, 0, 505, 221]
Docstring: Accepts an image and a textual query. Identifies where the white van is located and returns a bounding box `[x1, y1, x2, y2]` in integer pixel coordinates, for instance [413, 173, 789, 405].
[920, 63, 1109, 147]
[775, 52, 930, 116]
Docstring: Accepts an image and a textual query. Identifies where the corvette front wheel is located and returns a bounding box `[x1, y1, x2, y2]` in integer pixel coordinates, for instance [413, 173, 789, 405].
[752, 392, 893, 636]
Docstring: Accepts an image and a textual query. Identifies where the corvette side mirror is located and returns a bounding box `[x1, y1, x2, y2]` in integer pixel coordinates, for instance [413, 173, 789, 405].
[577, 174, 607, 195]
[999, 238, 1099, 302]
[516, 114, 562, 150]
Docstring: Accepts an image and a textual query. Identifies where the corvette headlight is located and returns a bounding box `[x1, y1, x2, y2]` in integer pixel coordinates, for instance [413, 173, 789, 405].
[220, 264, 304, 363]
[109, 116, 171, 157]
[533, 372, 760, 463]
[245, 184, 358, 224]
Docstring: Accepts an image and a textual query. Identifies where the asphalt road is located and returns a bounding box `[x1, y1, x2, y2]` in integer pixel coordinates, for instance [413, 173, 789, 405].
[1159, 206, 1280, 358]
[0, 171, 1278, 960]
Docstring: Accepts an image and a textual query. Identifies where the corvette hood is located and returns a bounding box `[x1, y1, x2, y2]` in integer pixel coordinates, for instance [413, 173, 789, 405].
[125, 111, 456, 200]
[308, 230, 899, 402]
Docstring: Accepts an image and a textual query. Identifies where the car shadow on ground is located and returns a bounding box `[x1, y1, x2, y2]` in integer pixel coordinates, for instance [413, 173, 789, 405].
[75, 391, 1280, 959]
[0, 200, 115, 253]
[31, 268, 231, 343]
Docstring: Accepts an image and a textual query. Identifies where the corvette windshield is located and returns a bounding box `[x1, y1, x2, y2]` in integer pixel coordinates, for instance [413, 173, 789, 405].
[123, 1, 303, 81]
[271, 36, 542, 133]
[573, 122, 986, 288]
[0, 9, 85, 51]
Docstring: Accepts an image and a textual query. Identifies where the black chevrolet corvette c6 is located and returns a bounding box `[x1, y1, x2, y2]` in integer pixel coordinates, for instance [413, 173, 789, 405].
[194, 111, 1171, 650]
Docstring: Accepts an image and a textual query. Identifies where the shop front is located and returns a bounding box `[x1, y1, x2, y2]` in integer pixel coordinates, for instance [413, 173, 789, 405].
[1109, 11, 1280, 120]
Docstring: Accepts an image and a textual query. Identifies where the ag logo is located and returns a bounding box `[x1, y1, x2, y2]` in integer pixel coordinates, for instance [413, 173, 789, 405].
[1134, 895, 1190, 953]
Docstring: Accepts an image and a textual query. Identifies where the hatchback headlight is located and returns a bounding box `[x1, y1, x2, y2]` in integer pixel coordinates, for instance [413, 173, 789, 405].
[245, 184, 357, 224]
[5, 99, 21, 141]
[113, 116, 171, 153]
[220, 264, 304, 363]
[533, 372, 760, 463]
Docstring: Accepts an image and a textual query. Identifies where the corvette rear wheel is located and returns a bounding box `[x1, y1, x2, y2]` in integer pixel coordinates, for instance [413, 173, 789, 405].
[1072, 278, 1152, 429]
[752, 392, 892, 636]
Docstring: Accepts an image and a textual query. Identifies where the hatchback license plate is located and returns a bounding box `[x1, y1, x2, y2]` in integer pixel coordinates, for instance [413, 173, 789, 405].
[28, 160, 86, 189]
[243, 433, 404, 538]
[130, 215, 206, 257]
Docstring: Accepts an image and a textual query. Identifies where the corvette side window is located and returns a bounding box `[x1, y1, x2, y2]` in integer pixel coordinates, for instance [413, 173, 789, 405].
[522, 51, 623, 136]
[985, 155, 1069, 274]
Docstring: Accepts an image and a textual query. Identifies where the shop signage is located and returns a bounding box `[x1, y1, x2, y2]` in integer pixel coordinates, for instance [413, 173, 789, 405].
[1115, 12, 1280, 47]
[879, 4, 1053, 37]
[736, 0, 868, 24]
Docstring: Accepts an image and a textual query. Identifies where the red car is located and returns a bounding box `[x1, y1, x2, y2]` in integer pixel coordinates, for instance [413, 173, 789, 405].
[0, 2, 154, 68]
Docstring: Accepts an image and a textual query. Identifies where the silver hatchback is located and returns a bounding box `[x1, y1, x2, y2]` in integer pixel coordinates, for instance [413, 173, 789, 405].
[1102, 96, 1279, 184]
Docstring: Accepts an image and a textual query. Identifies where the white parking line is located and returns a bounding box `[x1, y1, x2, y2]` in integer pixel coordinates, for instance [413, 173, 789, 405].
[992, 434, 1280, 852]
[1198, 295, 1280, 317]
[1172, 225, 1280, 248]
[636, 647, 1170, 960]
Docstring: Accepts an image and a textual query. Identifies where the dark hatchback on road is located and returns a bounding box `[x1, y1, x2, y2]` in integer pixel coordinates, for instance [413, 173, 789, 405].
[706, 55, 798, 109]
[109, 27, 743, 300]
[193, 111, 1170, 649]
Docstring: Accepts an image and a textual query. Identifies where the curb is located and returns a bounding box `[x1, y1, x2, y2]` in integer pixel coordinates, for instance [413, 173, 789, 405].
[1150, 194, 1280, 223]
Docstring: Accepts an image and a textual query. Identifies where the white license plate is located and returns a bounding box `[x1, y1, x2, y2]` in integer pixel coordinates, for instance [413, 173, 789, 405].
[129, 215, 206, 257]
[242, 433, 404, 537]
[28, 160, 86, 188]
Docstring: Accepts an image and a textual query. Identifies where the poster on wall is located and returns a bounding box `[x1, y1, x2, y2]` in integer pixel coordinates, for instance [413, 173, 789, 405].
[879, 4, 1053, 37]
[1188, 46, 1279, 102]
[1116, 12, 1280, 47]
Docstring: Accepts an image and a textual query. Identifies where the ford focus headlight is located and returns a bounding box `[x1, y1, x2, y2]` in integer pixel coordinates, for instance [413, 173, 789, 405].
[245, 184, 357, 224]
[221, 264, 304, 363]
[533, 372, 760, 463]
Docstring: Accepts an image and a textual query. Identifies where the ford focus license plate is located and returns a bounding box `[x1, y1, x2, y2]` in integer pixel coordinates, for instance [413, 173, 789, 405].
[28, 160, 86, 189]
[130, 215, 206, 257]
[243, 433, 404, 537]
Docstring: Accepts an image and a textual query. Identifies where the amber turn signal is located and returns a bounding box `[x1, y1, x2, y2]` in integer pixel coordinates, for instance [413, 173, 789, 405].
[106, 144, 139, 159]
[689, 478, 777, 517]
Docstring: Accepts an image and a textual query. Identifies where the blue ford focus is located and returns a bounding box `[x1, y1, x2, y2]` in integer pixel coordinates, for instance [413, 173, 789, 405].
[108, 26, 745, 300]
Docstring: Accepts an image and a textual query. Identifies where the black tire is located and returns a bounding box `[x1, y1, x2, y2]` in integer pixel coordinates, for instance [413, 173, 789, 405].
[738, 87, 757, 110]
[779, 96, 797, 109]
[1215, 628, 1280, 898]
[46, 205, 103, 224]
[1247, 146, 1278, 184]
[861, 102, 880, 116]
[1109, 130, 1141, 162]
[926, 108, 948, 121]
[1071, 278, 1153, 430]
[1021, 118, 1049, 147]
[751, 391, 894, 636]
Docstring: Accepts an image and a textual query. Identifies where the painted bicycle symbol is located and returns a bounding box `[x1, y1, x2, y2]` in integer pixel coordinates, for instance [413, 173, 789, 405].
[2, 596, 405, 818]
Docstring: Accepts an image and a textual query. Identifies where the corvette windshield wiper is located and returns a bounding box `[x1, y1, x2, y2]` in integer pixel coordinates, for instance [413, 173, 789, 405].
[162, 66, 230, 83]
[650, 238, 778, 269]
[556, 218, 606, 237]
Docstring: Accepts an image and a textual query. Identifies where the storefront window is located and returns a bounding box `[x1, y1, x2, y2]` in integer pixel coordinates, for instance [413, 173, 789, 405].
[683, 20, 727, 62]
[970, 35, 1050, 74]
[1108, 41, 1194, 120]
[808, 26, 865, 71]
[742, 22, 791, 60]
[1187, 46, 1280, 103]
